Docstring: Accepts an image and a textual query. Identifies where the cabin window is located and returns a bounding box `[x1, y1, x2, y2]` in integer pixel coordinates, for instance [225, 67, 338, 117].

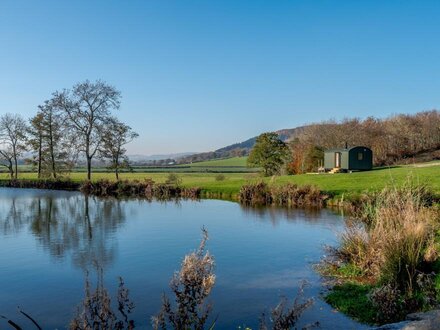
[358, 152, 363, 160]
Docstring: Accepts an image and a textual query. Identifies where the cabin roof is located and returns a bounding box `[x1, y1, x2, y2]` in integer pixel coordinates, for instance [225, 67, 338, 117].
[325, 146, 370, 153]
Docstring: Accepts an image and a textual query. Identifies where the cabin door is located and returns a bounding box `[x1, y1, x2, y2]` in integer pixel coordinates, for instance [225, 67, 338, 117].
[335, 152, 341, 168]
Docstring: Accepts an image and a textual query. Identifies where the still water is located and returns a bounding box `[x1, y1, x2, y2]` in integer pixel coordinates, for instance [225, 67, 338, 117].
[0, 188, 366, 329]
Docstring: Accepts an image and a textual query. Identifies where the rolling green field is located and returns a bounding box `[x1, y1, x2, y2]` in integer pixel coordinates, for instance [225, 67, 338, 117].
[1, 162, 439, 198]
[68, 156, 253, 173]
[181, 156, 248, 167]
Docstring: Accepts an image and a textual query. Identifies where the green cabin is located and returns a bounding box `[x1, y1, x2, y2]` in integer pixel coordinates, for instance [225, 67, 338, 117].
[324, 146, 373, 171]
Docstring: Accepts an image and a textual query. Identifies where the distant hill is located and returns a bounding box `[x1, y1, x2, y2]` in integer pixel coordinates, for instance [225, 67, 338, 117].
[178, 126, 307, 164]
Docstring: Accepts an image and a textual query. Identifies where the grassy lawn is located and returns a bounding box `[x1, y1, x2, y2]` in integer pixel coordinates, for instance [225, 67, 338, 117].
[1, 163, 439, 198]
[272, 165, 440, 196]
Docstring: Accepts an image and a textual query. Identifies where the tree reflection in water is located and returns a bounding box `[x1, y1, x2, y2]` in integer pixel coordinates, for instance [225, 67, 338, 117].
[0, 193, 317, 329]
[0, 193, 127, 271]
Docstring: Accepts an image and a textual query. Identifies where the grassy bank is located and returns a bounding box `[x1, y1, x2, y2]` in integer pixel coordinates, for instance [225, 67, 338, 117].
[1, 163, 439, 200]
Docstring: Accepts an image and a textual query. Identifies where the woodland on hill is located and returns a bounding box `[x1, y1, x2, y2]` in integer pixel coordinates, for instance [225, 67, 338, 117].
[287, 110, 440, 174]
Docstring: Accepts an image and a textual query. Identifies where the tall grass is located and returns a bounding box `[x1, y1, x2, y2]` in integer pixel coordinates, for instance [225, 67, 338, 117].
[327, 183, 440, 323]
[338, 185, 439, 285]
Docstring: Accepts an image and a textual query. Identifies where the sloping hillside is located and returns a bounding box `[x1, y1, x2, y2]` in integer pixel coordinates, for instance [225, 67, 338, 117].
[178, 126, 306, 164]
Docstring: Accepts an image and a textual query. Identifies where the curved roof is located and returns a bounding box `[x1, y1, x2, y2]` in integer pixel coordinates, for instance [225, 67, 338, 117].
[325, 146, 371, 152]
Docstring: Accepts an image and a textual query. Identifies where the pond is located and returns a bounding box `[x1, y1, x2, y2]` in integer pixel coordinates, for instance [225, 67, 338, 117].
[0, 188, 366, 329]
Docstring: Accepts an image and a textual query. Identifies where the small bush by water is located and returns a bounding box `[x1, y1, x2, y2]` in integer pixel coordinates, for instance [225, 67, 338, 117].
[259, 282, 318, 330]
[0, 178, 80, 190]
[152, 228, 215, 330]
[70, 273, 135, 330]
[239, 182, 327, 207]
[80, 179, 201, 199]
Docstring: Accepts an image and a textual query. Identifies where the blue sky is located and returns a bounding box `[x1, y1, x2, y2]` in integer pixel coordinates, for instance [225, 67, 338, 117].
[1, 1, 439, 154]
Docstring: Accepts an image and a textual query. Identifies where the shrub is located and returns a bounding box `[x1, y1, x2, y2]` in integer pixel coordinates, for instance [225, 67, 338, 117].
[239, 182, 326, 207]
[239, 182, 272, 206]
[165, 173, 182, 186]
[152, 228, 215, 330]
[271, 184, 325, 208]
[79, 179, 200, 200]
[369, 284, 404, 323]
[259, 282, 316, 330]
[0, 178, 80, 191]
[70, 273, 135, 330]
[214, 174, 225, 181]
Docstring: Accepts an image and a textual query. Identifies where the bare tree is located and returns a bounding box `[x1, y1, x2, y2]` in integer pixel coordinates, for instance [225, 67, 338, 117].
[99, 118, 138, 180]
[28, 112, 45, 178]
[54, 80, 121, 180]
[28, 100, 75, 179]
[0, 113, 28, 179]
[0, 146, 15, 178]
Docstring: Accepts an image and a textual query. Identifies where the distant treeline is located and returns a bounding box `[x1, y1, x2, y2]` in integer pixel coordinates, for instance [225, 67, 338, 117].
[287, 110, 440, 174]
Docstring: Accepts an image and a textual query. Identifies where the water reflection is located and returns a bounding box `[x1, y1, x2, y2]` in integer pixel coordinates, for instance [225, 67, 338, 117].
[0, 190, 127, 270]
[0, 188, 368, 329]
[240, 204, 328, 225]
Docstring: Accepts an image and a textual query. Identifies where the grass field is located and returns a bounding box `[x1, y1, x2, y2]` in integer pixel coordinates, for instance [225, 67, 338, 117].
[181, 156, 248, 167]
[1, 162, 439, 198]
[70, 156, 253, 173]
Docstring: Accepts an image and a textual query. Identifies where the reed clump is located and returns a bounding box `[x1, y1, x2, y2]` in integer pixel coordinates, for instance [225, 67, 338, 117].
[152, 228, 215, 330]
[239, 182, 327, 207]
[239, 182, 272, 206]
[325, 183, 440, 324]
[79, 179, 200, 200]
[0, 178, 80, 190]
[70, 273, 135, 330]
[259, 282, 318, 330]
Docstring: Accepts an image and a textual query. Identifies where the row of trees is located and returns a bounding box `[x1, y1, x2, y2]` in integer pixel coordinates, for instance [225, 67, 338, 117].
[248, 110, 440, 176]
[0, 80, 138, 180]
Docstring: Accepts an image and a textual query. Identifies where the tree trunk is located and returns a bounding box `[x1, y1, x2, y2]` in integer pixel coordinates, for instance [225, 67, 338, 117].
[87, 157, 92, 181]
[115, 155, 119, 180]
[49, 116, 57, 179]
[37, 135, 42, 179]
[9, 159, 14, 179]
[13, 155, 18, 179]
